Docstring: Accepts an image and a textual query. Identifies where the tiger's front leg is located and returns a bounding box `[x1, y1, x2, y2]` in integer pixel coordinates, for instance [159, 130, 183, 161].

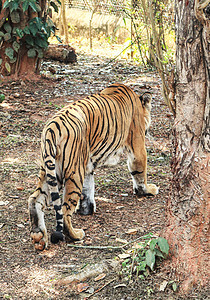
[78, 172, 96, 215]
[127, 146, 159, 197]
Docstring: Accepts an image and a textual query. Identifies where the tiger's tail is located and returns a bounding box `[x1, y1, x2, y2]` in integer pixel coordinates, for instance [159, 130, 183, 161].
[42, 127, 64, 244]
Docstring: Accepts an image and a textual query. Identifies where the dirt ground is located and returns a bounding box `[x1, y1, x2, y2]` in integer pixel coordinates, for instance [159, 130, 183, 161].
[0, 52, 207, 299]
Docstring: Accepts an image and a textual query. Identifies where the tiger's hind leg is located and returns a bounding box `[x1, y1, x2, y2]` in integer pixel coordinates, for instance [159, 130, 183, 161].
[78, 172, 96, 215]
[28, 168, 49, 250]
[62, 173, 85, 241]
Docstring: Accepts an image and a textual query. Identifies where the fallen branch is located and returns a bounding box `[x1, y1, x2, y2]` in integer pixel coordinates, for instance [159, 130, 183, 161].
[67, 235, 152, 251]
[85, 277, 117, 299]
[68, 244, 123, 251]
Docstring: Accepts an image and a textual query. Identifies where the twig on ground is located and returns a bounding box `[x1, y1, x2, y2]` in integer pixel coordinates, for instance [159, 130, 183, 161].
[85, 277, 117, 299]
[67, 235, 150, 251]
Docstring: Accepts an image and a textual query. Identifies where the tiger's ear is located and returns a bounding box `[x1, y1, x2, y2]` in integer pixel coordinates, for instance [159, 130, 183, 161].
[139, 93, 152, 108]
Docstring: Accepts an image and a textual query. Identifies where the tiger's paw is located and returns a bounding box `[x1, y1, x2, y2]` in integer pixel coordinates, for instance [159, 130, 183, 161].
[51, 231, 64, 244]
[31, 229, 48, 251]
[64, 225, 85, 241]
[146, 184, 159, 196]
[134, 183, 159, 197]
[72, 228, 85, 240]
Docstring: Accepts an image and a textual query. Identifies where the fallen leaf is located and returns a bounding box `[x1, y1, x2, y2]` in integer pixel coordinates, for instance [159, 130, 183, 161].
[76, 282, 89, 293]
[132, 242, 144, 249]
[126, 228, 138, 235]
[118, 253, 131, 259]
[116, 206, 124, 210]
[0, 223, 5, 229]
[115, 238, 128, 244]
[86, 287, 94, 294]
[16, 224, 25, 228]
[17, 187, 24, 191]
[159, 280, 168, 291]
[94, 273, 106, 281]
[0, 201, 9, 206]
[114, 283, 127, 289]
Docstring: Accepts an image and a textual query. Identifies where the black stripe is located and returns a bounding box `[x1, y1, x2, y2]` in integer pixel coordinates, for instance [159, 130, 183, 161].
[36, 187, 47, 196]
[45, 159, 55, 170]
[47, 174, 57, 186]
[56, 212, 63, 220]
[51, 192, 60, 202]
[130, 171, 143, 176]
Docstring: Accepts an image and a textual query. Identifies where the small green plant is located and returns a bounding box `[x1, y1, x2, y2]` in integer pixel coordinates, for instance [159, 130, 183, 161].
[122, 233, 169, 279]
[0, 92, 5, 102]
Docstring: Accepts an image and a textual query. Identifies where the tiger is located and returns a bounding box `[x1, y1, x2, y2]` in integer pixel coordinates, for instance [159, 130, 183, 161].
[28, 83, 159, 250]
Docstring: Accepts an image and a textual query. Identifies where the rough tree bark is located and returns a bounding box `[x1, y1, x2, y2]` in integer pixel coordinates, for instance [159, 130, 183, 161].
[164, 0, 209, 294]
[0, 0, 47, 76]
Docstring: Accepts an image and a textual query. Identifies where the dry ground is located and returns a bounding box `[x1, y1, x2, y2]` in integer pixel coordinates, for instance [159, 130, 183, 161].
[0, 52, 207, 299]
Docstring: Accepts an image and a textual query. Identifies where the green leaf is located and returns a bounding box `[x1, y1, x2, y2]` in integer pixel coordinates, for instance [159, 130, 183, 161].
[27, 48, 36, 58]
[4, 32, 11, 41]
[10, 57, 17, 63]
[4, 23, 12, 33]
[150, 239, 158, 251]
[3, 0, 10, 9]
[35, 37, 48, 49]
[5, 48, 14, 60]
[5, 62, 11, 73]
[25, 35, 34, 46]
[154, 248, 164, 258]
[172, 282, 177, 292]
[9, 1, 19, 12]
[28, 22, 39, 36]
[23, 26, 30, 35]
[15, 28, 24, 38]
[138, 260, 147, 271]
[37, 48, 44, 58]
[12, 41, 20, 52]
[35, 3, 41, 12]
[145, 249, 156, 271]
[157, 237, 169, 255]
[0, 58, 2, 65]
[122, 258, 130, 268]
[11, 11, 20, 23]
[22, 0, 29, 12]
[29, 1, 39, 12]
[0, 94, 5, 102]
[0, 31, 4, 37]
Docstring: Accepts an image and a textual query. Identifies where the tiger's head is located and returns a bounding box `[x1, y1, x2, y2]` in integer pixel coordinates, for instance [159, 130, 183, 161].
[140, 92, 152, 132]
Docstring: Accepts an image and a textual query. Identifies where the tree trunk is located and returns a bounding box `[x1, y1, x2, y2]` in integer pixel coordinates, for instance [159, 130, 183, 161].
[61, 0, 69, 44]
[0, 0, 46, 77]
[164, 0, 209, 294]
